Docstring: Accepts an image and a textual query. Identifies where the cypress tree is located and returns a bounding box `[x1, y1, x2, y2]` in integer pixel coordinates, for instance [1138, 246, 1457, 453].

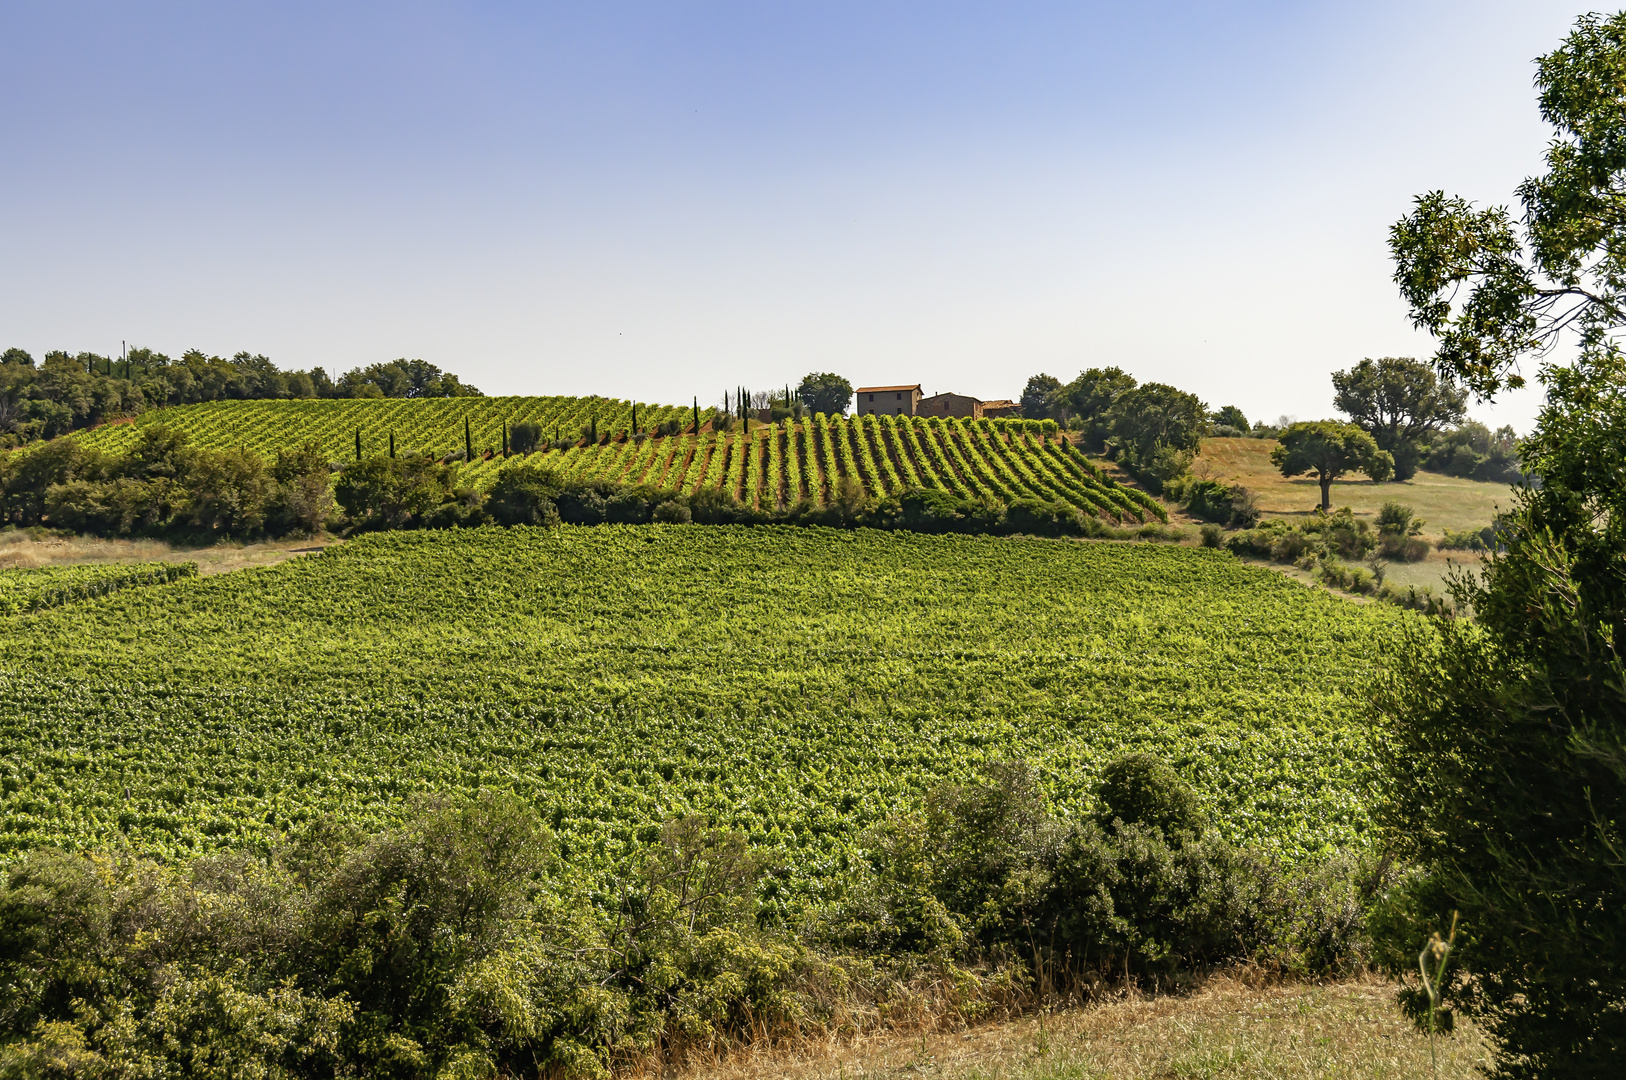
[355, 429, 361, 461]
[632, 403, 638, 433]
[389, 432, 395, 458]
[693, 396, 700, 434]
[465, 417, 472, 461]
[502, 422, 509, 458]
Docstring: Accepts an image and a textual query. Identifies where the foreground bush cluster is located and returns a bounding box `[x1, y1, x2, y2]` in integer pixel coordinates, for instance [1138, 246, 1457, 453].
[0, 761, 1382, 1078]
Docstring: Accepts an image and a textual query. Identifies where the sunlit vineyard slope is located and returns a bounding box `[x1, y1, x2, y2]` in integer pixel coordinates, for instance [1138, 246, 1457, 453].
[0, 526, 1396, 886]
[72, 398, 1166, 521]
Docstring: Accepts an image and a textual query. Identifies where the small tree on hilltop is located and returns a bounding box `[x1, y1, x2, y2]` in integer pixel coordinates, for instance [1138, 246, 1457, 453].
[1271, 421, 1393, 510]
[1104, 383, 1208, 473]
[796, 373, 853, 417]
[1332, 357, 1467, 479]
[1018, 374, 1063, 421]
[1060, 366, 1138, 450]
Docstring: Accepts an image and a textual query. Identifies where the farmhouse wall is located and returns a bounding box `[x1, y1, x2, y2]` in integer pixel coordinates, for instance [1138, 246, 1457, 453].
[855, 384, 923, 417]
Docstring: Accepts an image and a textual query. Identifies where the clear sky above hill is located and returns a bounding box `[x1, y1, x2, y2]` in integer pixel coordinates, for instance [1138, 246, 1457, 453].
[0, 1, 1594, 430]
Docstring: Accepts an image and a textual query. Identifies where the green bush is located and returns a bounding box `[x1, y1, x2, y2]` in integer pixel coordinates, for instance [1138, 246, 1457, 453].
[1097, 753, 1204, 838]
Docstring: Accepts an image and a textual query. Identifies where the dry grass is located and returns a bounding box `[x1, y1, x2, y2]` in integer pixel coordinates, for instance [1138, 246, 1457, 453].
[674, 976, 1488, 1080]
[0, 529, 337, 576]
[1194, 438, 1516, 539]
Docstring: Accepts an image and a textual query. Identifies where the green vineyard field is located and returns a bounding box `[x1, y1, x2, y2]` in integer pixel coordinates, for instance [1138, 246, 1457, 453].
[0, 561, 198, 615]
[0, 525, 1397, 891]
[69, 398, 1167, 522]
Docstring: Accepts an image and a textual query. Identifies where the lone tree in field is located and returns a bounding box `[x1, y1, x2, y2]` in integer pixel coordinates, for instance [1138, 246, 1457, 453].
[796, 373, 853, 417]
[1331, 357, 1467, 479]
[1270, 421, 1392, 510]
[1374, 11, 1626, 1075]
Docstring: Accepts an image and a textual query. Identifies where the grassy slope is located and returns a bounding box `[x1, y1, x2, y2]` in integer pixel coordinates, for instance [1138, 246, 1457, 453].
[1196, 437, 1516, 537]
[681, 977, 1487, 1080]
[0, 526, 1398, 877]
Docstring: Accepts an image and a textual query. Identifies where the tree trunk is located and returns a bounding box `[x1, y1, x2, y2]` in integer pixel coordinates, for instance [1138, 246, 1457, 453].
[1319, 472, 1332, 511]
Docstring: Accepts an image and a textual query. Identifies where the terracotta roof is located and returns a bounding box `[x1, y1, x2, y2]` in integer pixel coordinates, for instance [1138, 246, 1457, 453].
[856, 384, 922, 393]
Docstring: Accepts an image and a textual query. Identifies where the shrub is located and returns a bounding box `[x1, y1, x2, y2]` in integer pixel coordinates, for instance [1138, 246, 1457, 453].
[1096, 753, 1204, 838]
[1199, 523, 1222, 548]
[509, 422, 543, 456]
[651, 499, 691, 524]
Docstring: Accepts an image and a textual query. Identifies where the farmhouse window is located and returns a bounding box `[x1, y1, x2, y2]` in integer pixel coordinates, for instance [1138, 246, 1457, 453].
[895, 393, 901, 400]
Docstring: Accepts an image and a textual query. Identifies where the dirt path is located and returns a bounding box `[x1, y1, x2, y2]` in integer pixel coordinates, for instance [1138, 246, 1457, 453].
[0, 531, 339, 576]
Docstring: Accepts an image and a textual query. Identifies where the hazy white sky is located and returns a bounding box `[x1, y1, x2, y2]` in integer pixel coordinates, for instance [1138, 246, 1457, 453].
[0, 1, 1598, 430]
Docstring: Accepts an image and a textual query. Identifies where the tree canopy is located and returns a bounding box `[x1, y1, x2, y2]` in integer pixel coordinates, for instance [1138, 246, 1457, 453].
[796, 373, 853, 417]
[1060, 366, 1138, 449]
[1391, 12, 1626, 398]
[0, 347, 482, 444]
[1331, 357, 1467, 479]
[1374, 13, 1626, 1074]
[1105, 383, 1207, 464]
[1018, 374, 1063, 420]
[1269, 421, 1392, 510]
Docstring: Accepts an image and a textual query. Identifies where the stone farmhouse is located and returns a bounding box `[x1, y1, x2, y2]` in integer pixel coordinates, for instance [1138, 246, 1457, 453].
[856, 384, 1021, 419]
[855, 385, 923, 416]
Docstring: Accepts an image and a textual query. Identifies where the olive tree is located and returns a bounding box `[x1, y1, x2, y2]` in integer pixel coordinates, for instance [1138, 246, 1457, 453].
[1270, 421, 1392, 510]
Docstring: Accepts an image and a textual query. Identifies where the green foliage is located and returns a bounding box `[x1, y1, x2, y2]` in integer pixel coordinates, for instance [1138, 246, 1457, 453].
[0, 349, 482, 447]
[852, 762, 1384, 980]
[795, 373, 853, 417]
[1372, 343, 1626, 1076]
[1374, 502, 1431, 562]
[0, 562, 196, 615]
[1271, 422, 1394, 511]
[1059, 367, 1138, 451]
[1225, 508, 1376, 564]
[333, 456, 461, 530]
[1183, 480, 1260, 528]
[1019, 374, 1064, 421]
[0, 426, 334, 539]
[1105, 383, 1208, 478]
[508, 421, 542, 456]
[1419, 421, 1524, 483]
[1331, 358, 1467, 481]
[0, 795, 802, 1077]
[1212, 405, 1250, 434]
[1389, 13, 1626, 398]
[0, 527, 1395, 871]
[1096, 754, 1203, 837]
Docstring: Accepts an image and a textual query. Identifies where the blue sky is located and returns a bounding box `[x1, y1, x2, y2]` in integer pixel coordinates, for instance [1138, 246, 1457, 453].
[0, 1, 1596, 429]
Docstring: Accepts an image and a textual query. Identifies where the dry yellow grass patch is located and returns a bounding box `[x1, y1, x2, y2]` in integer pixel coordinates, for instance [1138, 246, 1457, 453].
[1195, 438, 1515, 538]
[675, 977, 1487, 1080]
[0, 530, 337, 576]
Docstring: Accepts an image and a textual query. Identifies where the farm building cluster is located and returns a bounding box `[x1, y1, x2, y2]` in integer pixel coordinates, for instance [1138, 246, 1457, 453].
[854, 384, 1019, 419]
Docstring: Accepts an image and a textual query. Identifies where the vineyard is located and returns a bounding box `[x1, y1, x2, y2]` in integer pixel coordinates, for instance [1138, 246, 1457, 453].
[70, 398, 1168, 522]
[0, 561, 197, 615]
[0, 525, 1397, 889]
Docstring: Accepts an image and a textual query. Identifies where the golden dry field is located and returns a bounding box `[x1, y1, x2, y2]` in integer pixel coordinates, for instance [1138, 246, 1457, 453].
[1194, 437, 1516, 538]
[680, 977, 1487, 1080]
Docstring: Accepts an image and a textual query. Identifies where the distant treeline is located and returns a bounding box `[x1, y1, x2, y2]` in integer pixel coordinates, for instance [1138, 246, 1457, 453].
[0, 347, 480, 444]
